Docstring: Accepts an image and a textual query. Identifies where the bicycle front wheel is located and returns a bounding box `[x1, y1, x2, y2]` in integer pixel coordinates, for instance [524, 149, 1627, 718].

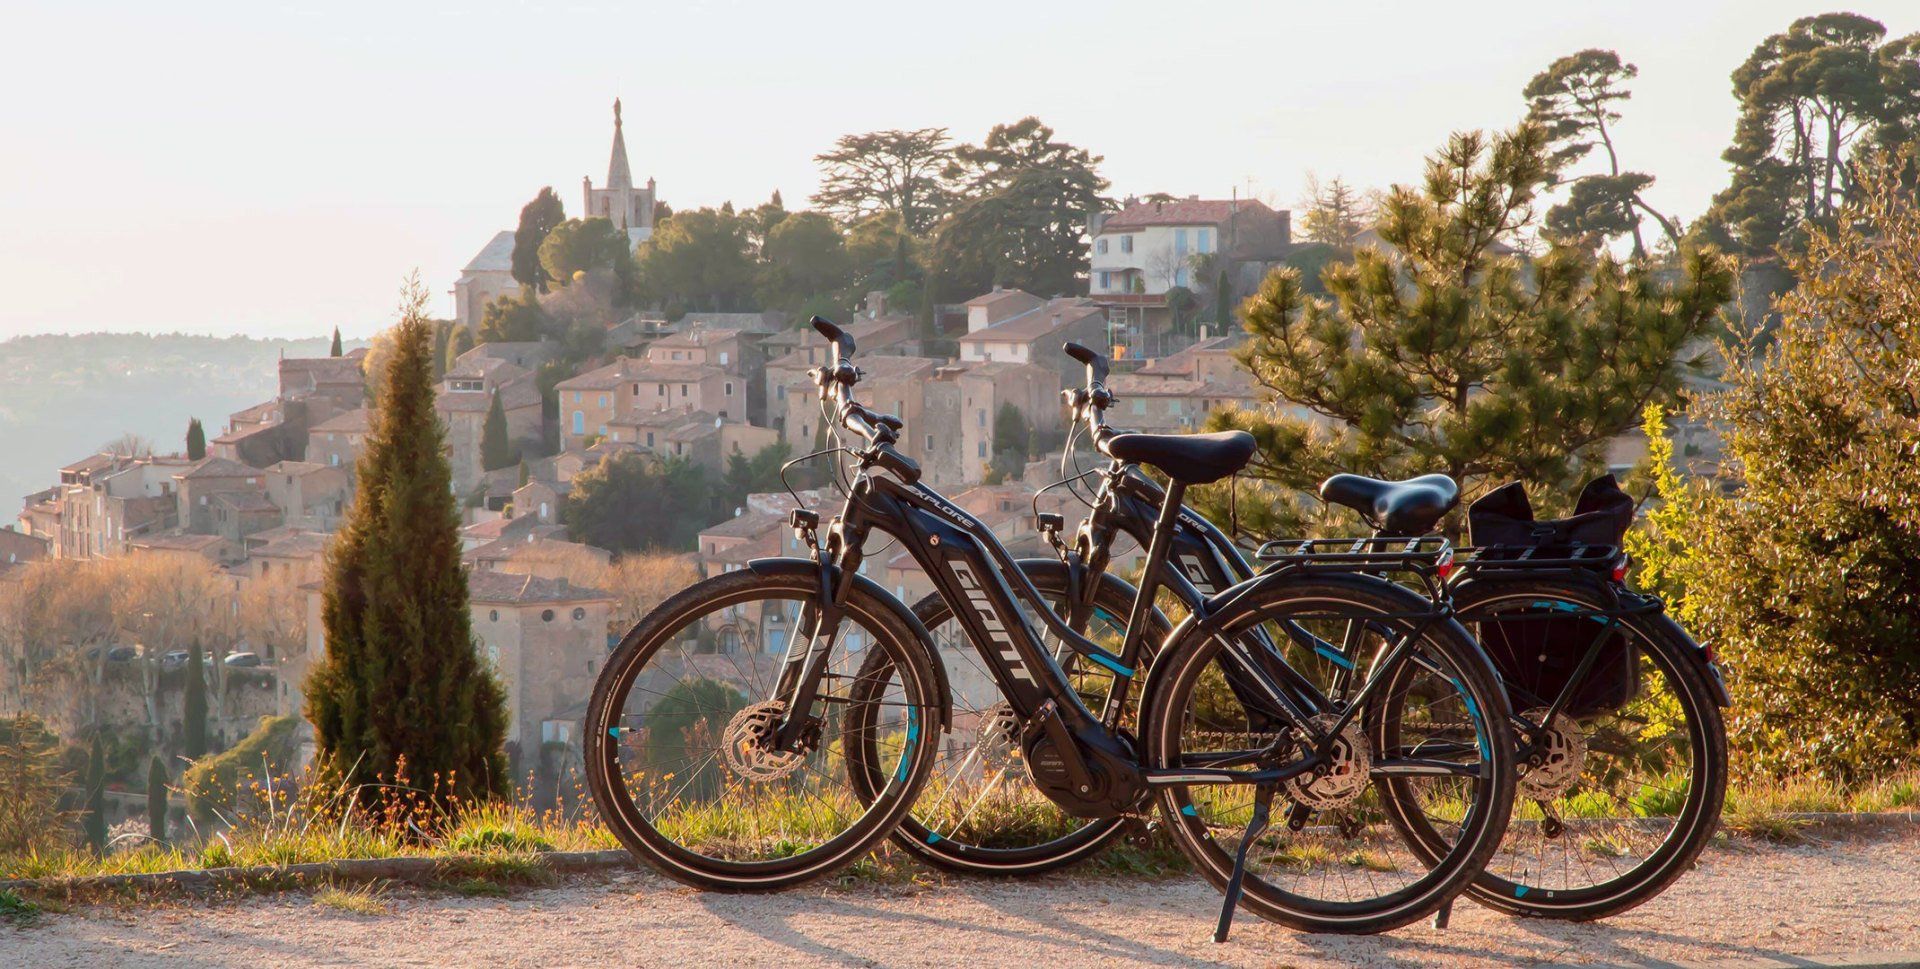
[584, 565, 942, 890]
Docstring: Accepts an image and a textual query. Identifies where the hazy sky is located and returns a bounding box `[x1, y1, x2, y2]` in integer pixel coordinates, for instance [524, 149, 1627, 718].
[3, 1, 1914, 340]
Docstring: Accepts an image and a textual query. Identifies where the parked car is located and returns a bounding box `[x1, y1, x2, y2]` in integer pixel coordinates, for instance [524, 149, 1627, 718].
[222, 651, 262, 668]
[88, 644, 143, 663]
[161, 649, 190, 668]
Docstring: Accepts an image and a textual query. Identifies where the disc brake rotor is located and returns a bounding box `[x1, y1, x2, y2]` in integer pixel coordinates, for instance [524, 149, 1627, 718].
[1518, 708, 1587, 800]
[723, 700, 811, 783]
[1284, 713, 1372, 810]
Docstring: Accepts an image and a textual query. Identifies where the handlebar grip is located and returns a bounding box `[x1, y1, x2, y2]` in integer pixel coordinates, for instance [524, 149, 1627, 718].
[1062, 341, 1109, 386]
[811, 315, 857, 367]
[873, 443, 921, 484]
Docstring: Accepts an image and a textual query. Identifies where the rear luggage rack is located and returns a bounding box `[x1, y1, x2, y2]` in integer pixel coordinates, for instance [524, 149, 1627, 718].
[1456, 543, 1623, 578]
[1254, 537, 1455, 595]
[1255, 534, 1453, 566]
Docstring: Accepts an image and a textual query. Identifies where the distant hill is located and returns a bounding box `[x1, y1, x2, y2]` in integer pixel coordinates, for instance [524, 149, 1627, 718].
[0, 333, 358, 510]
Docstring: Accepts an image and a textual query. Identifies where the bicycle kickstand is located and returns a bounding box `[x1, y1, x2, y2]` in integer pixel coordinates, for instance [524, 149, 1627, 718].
[1213, 783, 1275, 944]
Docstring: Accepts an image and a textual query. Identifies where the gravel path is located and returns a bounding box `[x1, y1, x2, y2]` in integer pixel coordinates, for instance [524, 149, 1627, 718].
[9, 827, 1919, 968]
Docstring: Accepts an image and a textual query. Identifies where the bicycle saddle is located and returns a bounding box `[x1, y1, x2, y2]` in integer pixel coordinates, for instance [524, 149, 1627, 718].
[1105, 431, 1256, 485]
[1319, 473, 1459, 536]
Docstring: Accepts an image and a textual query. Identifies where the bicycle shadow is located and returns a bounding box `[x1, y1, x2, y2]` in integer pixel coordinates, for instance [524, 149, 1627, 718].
[693, 879, 1221, 967]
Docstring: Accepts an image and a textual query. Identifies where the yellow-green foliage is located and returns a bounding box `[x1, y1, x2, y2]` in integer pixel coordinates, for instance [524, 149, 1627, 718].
[1656, 153, 1920, 782]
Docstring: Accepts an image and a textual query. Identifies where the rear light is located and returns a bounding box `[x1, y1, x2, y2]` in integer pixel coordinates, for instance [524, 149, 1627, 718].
[1701, 641, 1716, 663]
[1435, 549, 1456, 580]
[1611, 555, 1629, 584]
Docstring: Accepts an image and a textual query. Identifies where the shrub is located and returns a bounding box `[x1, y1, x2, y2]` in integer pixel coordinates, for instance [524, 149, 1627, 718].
[1659, 152, 1920, 781]
[181, 716, 300, 825]
[0, 714, 73, 854]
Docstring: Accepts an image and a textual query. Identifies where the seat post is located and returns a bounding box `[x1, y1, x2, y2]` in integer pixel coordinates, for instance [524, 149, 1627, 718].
[1122, 480, 1187, 648]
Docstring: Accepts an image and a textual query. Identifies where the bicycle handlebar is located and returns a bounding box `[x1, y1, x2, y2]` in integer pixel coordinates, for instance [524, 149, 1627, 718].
[807, 316, 921, 484]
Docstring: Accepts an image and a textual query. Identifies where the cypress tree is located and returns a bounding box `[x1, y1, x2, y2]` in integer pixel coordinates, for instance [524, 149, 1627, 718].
[183, 642, 208, 760]
[1215, 268, 1233, 329]
[146, 755, 168, 843]
[330, 326, 344, 357]
[444, 326, 473, 376]
[305, 278, 510, 814]
[185, 418, 206, 461]
[481, 391, 515, 471]
[84, 736, 107, 855]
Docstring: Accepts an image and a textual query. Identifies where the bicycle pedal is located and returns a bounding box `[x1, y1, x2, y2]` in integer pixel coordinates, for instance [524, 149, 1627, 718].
[1433, 900, 1452, 930]
[1213, 784, 1274, 944]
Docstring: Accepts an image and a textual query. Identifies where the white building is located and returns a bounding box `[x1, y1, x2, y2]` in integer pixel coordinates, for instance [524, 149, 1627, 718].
[1087, 196, 1292, 344]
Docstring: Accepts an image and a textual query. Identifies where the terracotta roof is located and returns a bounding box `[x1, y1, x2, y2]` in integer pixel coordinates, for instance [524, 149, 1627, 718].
[130, 534, 225, 552]
[554, 360, 628, 392]
[310, 408, 372, 434]
[60, 453, 119, 475]
[699, 512, 785, 541]
[436, 379, 540, 413]
[964, 288, 1038, 308]
[228, 400, 282, 424]
[211, 491, 279, 513]
[959, 299, 1104, 345]
[1135, 337, 1235, 377]
[180, 457, 259, 480]
[254, 531, 330, 559]
[265, 461, 333, 477]
[212, 423, 281, 446]
[649, 326, 741, 349]
[466, 570, 613, 605]
[1100, 198, 1277, 230]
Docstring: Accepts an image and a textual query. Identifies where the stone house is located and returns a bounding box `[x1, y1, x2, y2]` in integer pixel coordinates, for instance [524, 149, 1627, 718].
[512, 478, 566, 525]
[437, 360, 544, 495]
[277, 356, 366, 421]
[606, 408, 780, 473]
[54, 454, 189, 559]
[262, 461, 352, 532]
[778, 355, 936, 462]
[0, 527, 49, 574]
[761, 314, 917, 431]
[306, 408, 371, 471]
[957, 294, 1110, 386]
[947, 361, 1066, 486]
[209, 491, 283, 545]
[467, 572, 617, 760]
[243, 530, 330, 585]
[173, 458, 269, 536]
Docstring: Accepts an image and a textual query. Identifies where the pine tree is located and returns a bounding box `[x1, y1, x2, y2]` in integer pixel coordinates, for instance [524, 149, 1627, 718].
[83, 736, 107, 855]
[185, 418, 206, 461]
[306, 277, 510, 814]
[146, 755, 168, 844]
[183, 642, 208, 759]
[1204, 124, 1735, 538]
[481, 390, 515, 472]
[330, 326, 344, 357]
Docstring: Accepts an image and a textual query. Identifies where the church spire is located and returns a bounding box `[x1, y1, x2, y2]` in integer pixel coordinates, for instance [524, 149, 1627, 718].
[606, 98, 633, 192]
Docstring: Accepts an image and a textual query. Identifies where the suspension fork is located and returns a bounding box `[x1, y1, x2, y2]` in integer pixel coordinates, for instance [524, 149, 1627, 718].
[770, 512, 869, 751]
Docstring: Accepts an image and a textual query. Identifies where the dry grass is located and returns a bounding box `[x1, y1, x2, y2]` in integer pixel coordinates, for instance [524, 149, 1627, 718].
[313, 880, 390, 916]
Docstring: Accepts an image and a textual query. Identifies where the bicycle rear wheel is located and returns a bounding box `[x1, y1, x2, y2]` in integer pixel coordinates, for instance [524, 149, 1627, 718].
[1143, 573, 1516, 934]
[1390, 579, 1727, 919]
[584, 565, 942, 890]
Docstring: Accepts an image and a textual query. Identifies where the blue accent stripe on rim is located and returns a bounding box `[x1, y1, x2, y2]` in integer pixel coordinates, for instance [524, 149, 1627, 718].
[1313, 644, 1356, 670]
[896, 708, 919, 782]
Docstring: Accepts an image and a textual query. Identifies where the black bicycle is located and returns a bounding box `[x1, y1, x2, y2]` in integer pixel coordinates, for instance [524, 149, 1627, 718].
[586, 319, 1517, 936]
[886, 340, 1728, 922]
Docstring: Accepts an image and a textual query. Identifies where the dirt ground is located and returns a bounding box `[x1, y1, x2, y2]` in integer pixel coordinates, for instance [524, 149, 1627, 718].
[8, 826, 1919, 968]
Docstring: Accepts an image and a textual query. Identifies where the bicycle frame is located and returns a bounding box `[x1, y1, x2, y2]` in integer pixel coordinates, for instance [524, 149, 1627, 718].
[767, 461, 1403, 812]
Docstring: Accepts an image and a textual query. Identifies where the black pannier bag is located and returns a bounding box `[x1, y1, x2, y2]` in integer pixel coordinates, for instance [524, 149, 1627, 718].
[1466, 475, 1640, 716]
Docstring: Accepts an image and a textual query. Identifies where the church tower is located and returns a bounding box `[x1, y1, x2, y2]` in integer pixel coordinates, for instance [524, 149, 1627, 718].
[582, 99, 657, 246]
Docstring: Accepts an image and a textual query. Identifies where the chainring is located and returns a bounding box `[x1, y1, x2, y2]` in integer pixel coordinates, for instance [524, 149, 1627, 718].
[1518, 708, 1587, 800]
[723, 700, 811, 783]
[976, 701, 1022, 768]
[1284, 713, 1372, 810]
